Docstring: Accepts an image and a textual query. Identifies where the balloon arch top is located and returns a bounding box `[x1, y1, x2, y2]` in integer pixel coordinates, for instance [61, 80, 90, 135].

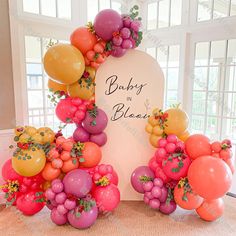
[0, 5, 235, 230]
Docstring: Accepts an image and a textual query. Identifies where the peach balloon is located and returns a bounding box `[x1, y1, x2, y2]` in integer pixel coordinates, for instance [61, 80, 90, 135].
[185, 134, 211, 159]
[188, 156, 232, 200]
[42, 162, 61, 181]
[70, 27, 97, 55]
[196, 198, 224, 222]
[61, 158, 79, 173]
[80, 142, 102, 168]
[178, 130, 190, 142]
[43, 44, 85, 85]
[48, 79, 67, 93]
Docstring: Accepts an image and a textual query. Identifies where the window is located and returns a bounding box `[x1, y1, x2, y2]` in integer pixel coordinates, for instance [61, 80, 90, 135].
[197, 0, 236, 22]
[23, 0, 71, 19]
[146, 45, 180, 108]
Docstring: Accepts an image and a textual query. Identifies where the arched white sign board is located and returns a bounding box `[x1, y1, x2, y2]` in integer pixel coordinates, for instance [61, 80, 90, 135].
[96, 50, 164, 200]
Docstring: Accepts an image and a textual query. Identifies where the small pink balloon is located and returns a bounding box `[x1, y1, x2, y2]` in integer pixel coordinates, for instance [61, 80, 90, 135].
[73, 127, 90, 142]
[57, 204, 68, 215]
[55, 192, 67, 204]
[111, 46, 127, 57]
[50, 208, 67, 225]
[121, 39, 133, 49]
[90, 132, 107, 146]
[64, 199, 76, 210]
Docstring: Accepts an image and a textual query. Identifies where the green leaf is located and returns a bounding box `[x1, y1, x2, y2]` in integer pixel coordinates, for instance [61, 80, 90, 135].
[75, 212, 81, 218]
[90, 120, 97, 126]
[79, 157, 85, 163]
[72, 159, 77, 165]
[133, 5, 139, 10]
[35, 191, 43, 197]
[14, 136, 19, 142]
[171, 167, 179, 173]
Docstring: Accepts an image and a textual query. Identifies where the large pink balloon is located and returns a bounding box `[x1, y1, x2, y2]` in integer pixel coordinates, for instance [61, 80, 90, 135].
[188, 156, 232, 200]
[92, 184, 120, 212]
[94, 9, 123, 41]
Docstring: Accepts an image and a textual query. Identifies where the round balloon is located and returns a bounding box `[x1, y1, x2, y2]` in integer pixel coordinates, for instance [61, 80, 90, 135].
[188, 156, 232, 200]
[42, 162, 61, 181]
[12, 148, 46, 177]
[48, 79, 67, 93]
[63, 169, 92, 198]
[185, 134, 212, 159]
[94, 9, 123, 41]
[196, 198, 224, 222]
[43, 44, 85, 85]
[70, 27, 97, 55]
[2, 159, 23, 182]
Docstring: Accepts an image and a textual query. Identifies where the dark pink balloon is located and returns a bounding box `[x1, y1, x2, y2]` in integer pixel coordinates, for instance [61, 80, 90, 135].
[94, 9, 123, 41]
[67, 205, 98, 229]
[73, 127, 90, 142]
[82, 108, 108, 134]
[2, 159, 23, 182]
[111, 46, 127, 57]
[159, 201, 177, 215]
[51, 208, 67, 225]
[90, 132, 107, 146]
[131, 166, 155, 193]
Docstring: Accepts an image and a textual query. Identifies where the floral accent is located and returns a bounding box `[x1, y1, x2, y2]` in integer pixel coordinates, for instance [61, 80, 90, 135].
[88, 103, 98, 126]
[70, 142, 85, 164]
[177, 178, 193, 202]
[86, 22, 95, 33]
[47, 89, 67, 106]
[139, 175, 154, 183]
[95, 176, 110, 186]
[74, 198, 96, 218]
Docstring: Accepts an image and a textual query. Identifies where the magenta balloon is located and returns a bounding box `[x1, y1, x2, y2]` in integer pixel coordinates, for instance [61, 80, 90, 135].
[159, 201, 177, 215]
[73, 127, 90, 142]
[50, 208, 67, 225]
[131, 166, 155, 193]
[159, 186, 168, 203]
[92, 184, 120, 212]
[67, 205, 98, 229]
[94, 9, 123, 41]
[82, 108, 108, 134]
[111, 46, 127, 57]
[63, 169, 92, 198]
[90, 132, 107, 146]
[2, 159, 23, 182]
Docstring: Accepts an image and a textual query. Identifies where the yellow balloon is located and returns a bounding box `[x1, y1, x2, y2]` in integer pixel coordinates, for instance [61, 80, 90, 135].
[67, 79, 95, 100]
[48, 79, 67, 93]
[12, 148, 46, 177]
[25, 126, 37, 136]
[36, 127, 55, 144]
[148, 116, 159, 127]
[165, 107, 189, 136]
[153, 125, 163, 136]
[85, 66, 96, 80]
[178, 130, 190, 142]
[145, 124, 153, 134]
[43, 44, 85, 85]
[19, 133, 31, 144]
[149, 134, 161, 148]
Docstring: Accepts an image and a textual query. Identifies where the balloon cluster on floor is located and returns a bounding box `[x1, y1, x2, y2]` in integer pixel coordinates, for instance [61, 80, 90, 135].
[1, 6, 143, 229]
[131, 106, 234, 222]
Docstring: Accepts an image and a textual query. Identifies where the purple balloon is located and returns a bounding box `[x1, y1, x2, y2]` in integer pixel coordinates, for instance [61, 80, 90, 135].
[82, 108, 108, 134]
[151, 186, 162, 198]
[57, 204, 68, 215]
[120, 27, 131, 39]
[55, 192, 67, 204]
[67, 205, 98, 229]
[50, 208, 67, 225]
[159, 186, 168, 203]
[121, 39, 133, 49]
[73, 127, 90, 142]
[149, 199, 160, 210]
[94, 9, 123, 41]
[111, 46, 127, 57]
[63, 169, 92, 198]
[131, 166, 155, 193]
[90, 132, 107, 146]
[142, 181, 153, 192]
[159, 201, 177, 215]
[64, 199, 76, 210]
[144, 191, 154, 200]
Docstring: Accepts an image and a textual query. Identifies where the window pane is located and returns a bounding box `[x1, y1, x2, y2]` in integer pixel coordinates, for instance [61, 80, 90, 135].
[194, 67, 208, 90]
[222, 118, 236, 140]
[167, 68, 179, 90]
[41, 0, 56, 17]
[87, 0, 98, 22]
[158, 0, 170, 28]
[231, 0, 236, 16]
[28, 91, 44, 108]
[27, 76, 43, 90]
[223, 93, 236, 117]
[207, 92, 221, 116]
[206, 116, 218, 138]
[227, 39, 236, 64]
[210, 40, 226, 66]
[191, 115, 205, 133]
[197, 0, 212, 21]
[195, 42, 209, 66]
[225, 66, 236, 91]
[213, 0, 230, 18]
[23, 0, 39, 14]
[192, 91, 206, 114]
[147, 2, 157, 30]
[99, 0, 110, 10]
[166, 90, 178, 107]
[157, 47, 168, 67]
[111, 1, 121, 13]
[146, 48, 156, 59]
[170, 0, 182, 26]
[25, 36, 41, 63]
[26, 63, 42, 75]
[208, 67, 220, 91]
[57, 0, 71, 19]
[169, 45, 180, 67]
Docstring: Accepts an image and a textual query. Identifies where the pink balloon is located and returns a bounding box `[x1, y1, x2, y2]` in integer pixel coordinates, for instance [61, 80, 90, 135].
[92, 184, 120, 212]
[73, 126, 90, 142]
[2, 159, 23, 182]
[90, 132, 107, 146]
[111, 46, 127, 57]
[94, 9, 123, 41]
[50, 208, 67, 225]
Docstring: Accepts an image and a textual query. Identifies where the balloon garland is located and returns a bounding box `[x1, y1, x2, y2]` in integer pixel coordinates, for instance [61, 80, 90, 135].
[131, 107, 234, 221]
[1, 6, 143, 229]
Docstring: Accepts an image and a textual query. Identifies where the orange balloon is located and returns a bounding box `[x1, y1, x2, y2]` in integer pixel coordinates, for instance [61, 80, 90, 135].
[174, 185, 203, 210]
[164, 107, 189, 136]
[70, 27, 97, 55]
[178, 130, 190, 142]
[196, 198, 224, 221]
[80, 142, 102, 168]
[42, 162, 61, 181]
[224, 158, 235, 174]
[42, 181, 51, 191]
[188, 156, 232, 200]
[61, 158, 79, 173]
[67, 79, 95, 100]
[44, 44, 85, 85]
[149, 134, 161, 148]
[185, 134, 211, 159]
[48, 79, 67, 92]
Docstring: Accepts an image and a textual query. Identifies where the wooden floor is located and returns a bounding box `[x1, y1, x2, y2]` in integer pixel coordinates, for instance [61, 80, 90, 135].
[0, 196, 236, 236]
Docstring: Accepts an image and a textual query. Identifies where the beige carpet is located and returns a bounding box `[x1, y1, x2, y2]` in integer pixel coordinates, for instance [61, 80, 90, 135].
[0, 196, 236, 236]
